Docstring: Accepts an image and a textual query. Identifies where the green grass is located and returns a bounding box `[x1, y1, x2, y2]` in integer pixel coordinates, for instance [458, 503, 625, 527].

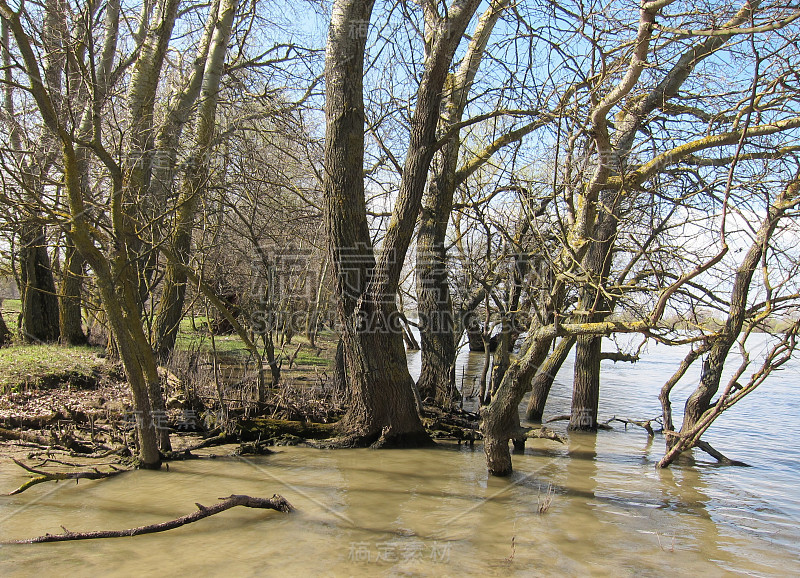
[0, 343, 107, 393]
[1, 298, 21, 333]
[173, 316, 335, 367]
[174, 320, 252, 359]
[294, 349, 330, 367]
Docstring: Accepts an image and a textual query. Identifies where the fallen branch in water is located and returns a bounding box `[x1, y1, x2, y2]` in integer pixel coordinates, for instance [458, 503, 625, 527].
[5, 458, 130, 495]
[519, 427, 566, 443]
[543, 415, 613, 430]
[4, 494, 294, 543]
[604, 416, 658, 436]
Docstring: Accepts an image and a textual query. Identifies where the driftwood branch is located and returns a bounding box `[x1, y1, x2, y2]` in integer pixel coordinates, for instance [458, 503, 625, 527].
[544, 415, 571, 423]
[5, 459, 130, 495]
[605, 416, 658, 436]
[0, 428, 52, 446]
[4, 494, 294, 544]
[517, 427, 566, 443]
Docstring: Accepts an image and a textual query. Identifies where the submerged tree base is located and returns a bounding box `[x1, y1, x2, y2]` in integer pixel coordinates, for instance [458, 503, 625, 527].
[318, 428, 435, 449]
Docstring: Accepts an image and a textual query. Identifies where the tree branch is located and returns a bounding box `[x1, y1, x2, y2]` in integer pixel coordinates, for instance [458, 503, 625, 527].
[4, 494, 293, 543]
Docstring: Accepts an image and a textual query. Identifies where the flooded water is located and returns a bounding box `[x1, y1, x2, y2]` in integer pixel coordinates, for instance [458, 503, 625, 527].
[1, 338, 798, 576]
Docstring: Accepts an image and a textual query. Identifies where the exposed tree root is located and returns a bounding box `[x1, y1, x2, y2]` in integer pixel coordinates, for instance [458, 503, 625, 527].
[314, 428, 435, 449]
[3, 494, 293, 543]
[5, 458, 131, 495]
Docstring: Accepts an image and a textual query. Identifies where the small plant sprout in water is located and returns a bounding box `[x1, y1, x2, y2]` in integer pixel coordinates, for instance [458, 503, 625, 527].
[538, 483, 554, 514]
[656, 531, 676, 553]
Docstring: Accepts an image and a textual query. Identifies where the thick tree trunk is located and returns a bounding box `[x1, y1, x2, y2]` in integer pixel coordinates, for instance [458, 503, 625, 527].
[338, 315, 433, 447]
[415, 1, 509, 406]
[567, 201, 616, 430]
[417, 330, 457, 405]
[19, 223, 60, 343]
[58, 238, 87, 345]
[415, 216, 458, 404]
[325, 0, 481, 445]
[525, 336, 575, 422]
[465, 311, 487, 351]
[415, 131, 459, 407]
[568, 335, 602, 431]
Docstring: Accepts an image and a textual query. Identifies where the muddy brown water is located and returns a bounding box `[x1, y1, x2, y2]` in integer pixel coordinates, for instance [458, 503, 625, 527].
[1, 337, 798, 576]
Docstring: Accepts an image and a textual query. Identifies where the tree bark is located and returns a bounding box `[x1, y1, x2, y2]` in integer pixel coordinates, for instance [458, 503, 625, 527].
[568, 335, 602, 431]
[58, 237, 87, 345]
[525, 336, 575, 422]
[481, 334, 552, 475]
[324, 0, 481, 446]
[153, 0, 237, 360]
[123, 0, 181, 306]
[415, 1, 508, 406]
[19, 224, 60, 343]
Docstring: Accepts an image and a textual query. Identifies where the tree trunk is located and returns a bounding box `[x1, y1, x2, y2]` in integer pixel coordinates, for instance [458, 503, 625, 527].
[525, 335, 575, 422]
[657, 176, 799, 467]
[568, 335, 602, 431]
[153, 0, 238, 359]
[0, 306, 10, 346]
[324, 0, 479, 447]
[415, 218, 458, 403]
[481, 334, 552, 475]
[465, 310, 487, 351]
[19, 223, 60, 343]
[58, 237, 87, 345]
[416, 1, 509, 406]
[415, 131, 459, 406]
[337, 318, 433, 447]
[123, 0, 181, 309]
[491, 316, 520, 398]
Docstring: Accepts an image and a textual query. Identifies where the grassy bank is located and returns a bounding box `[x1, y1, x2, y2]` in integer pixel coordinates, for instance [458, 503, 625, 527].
[0, 344, 108, 394]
